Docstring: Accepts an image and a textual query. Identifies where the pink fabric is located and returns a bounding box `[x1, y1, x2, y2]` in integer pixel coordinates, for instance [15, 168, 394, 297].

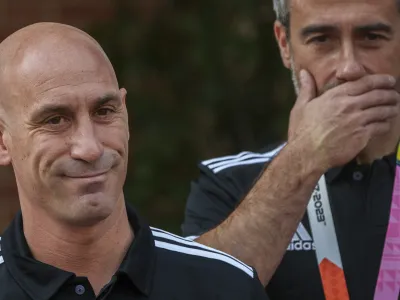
[374, 151, 400, 299]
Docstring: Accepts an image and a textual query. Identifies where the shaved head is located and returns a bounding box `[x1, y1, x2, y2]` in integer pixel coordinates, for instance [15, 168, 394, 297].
[0, 23, 129, 227]
[0, 22, 118, 122]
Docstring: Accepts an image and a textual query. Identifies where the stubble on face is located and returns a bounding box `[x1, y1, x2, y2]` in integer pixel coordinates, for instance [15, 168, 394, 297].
[290, 55, 343, 97]
[289, 54, 400, 163]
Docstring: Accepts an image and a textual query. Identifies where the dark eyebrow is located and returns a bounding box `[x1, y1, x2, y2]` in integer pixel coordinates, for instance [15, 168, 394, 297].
[300, 22, 393, 39]
[94, 92, 121, 108]
[354, 22, 393, 35]
[300, 24, 337, 38]
[29, 92, 121, 122]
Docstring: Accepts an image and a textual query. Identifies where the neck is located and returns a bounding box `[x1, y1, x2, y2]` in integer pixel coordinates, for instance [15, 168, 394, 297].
[355, 153, 379, 165]
[355, 145, 398, 165]
[21, 196, 134, 295]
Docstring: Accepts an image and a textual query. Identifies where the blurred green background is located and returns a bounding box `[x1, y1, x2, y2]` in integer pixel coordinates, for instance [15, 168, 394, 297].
[89, 0, 294, 233]
[0, 0, 294, 233]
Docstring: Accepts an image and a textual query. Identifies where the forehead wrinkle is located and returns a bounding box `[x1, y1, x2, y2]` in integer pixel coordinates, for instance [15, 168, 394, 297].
[28, 83, 121, 117]
[291, 0, 398, 18]
[34, 73, 111, 97]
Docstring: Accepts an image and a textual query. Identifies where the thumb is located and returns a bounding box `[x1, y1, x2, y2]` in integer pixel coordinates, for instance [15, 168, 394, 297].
[297, 69, 316, 104]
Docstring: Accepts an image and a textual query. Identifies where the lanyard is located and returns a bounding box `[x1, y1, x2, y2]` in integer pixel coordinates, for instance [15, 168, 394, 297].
[308, 146, 400, 300]
[307, 175, 350, 300]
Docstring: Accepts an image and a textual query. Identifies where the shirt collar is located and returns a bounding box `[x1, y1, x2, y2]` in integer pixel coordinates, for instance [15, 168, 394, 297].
[119, 204, 156, 295]
[386, 152, 397, 169]
[325, 152, 396, 183]
[1, 203, 156, 300]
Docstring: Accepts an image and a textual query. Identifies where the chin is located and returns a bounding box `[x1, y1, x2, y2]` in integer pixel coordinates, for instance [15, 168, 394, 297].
[64, 193, 118, 227]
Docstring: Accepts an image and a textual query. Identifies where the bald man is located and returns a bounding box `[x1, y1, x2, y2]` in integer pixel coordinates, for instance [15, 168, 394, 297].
[0, 23, 268, 300]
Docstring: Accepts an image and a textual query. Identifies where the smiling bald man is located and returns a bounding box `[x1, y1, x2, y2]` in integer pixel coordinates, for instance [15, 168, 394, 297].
[0, 23, 268, 300]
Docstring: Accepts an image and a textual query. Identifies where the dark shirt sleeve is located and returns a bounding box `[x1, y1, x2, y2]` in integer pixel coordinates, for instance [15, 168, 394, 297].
[252, 269, 270, 300]
[181, 164, 242, 238]
[182, 144, 282, 238]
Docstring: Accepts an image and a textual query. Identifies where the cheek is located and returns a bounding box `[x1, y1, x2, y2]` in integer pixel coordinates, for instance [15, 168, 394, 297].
[291, 52, 336, 92]
[7, 137, 42, 187]
[8, 135, 33, 167]
[31, 137, 68, 177]
[358, 48, 398, 76]
[98, 125, 129, 157]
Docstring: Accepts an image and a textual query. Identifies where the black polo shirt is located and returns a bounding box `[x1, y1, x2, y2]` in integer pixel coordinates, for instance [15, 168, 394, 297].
[0, 204, 267, 300]
[182, 143, 396, 300]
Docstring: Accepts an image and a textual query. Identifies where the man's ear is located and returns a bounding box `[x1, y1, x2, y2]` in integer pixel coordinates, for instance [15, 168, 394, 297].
[274, 20, 291, 69]
[0, 127, 11, 166]
[119, 88, 130, 141]
[120, 88, 127, 106]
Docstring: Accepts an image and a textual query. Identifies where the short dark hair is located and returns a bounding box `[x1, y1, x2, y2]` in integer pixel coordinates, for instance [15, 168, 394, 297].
[273, 0, 400, 30]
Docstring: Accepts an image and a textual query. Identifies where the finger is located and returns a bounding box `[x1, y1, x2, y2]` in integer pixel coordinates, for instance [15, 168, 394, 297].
[355, 89, 400, 110]
[337, 74, 396, 97]
[365, 121, 392, 137]
[361, 105, 399, 124]
[296, 69, 317, 105]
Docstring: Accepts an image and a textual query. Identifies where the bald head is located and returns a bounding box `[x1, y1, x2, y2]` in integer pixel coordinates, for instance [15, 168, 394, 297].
[0, 23, 129, 225]
[0, 22, 119, 120]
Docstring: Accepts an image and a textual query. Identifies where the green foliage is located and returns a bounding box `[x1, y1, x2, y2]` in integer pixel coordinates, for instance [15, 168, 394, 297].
[89, 0, 294, 233]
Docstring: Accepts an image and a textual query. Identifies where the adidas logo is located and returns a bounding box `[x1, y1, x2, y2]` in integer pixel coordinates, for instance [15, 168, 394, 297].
[287, 223, 316, 251]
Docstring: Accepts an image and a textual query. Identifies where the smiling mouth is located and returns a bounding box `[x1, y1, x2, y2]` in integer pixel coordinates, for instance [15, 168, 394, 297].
[66, 171, 108, 179]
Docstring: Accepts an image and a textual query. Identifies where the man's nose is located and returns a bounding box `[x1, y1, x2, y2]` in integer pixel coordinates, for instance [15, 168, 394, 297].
[70, 119, 104, 163]
[335, 44, 366, 82]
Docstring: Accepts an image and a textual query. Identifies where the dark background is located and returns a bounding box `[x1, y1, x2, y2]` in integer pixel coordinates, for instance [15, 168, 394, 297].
[0, 0, 294, 233]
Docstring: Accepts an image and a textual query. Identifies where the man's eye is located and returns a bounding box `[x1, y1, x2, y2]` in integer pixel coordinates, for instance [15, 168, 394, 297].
[309, 35, 329, 43]
[365, 33, 383, 41]
[96, 108, 115, 116]
[45, 116, 66, 125]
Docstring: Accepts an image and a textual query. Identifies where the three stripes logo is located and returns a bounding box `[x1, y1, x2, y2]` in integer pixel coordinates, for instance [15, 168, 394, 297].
[287, 222, 316, 251]
[202, 144, 286, 174]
